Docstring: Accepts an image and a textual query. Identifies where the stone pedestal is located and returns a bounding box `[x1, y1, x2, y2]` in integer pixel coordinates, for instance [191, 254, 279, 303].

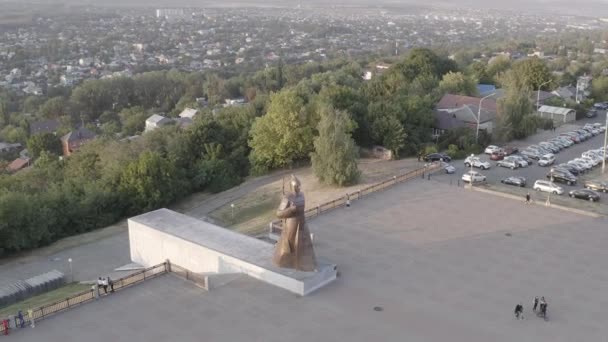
[128, 209, 337, 296]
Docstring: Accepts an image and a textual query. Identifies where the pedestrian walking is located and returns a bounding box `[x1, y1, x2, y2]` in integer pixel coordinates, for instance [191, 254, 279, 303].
[99, 277, 108, 294]
[514, 303, 524, 320]
[525, 192, 531, 204]
[107, 276, 115, 293]
[533, 296, 539, 312]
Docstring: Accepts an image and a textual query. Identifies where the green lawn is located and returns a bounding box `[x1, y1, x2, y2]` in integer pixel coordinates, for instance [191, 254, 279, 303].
[0, 283, 91, 317]
[208, 192, 280, 235]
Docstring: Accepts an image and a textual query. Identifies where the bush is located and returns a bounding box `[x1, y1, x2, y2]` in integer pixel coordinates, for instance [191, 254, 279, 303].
[422, 145, 438, 155]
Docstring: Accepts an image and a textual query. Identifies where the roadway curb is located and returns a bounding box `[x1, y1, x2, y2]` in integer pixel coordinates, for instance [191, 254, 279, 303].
[470, 186, 605, 219]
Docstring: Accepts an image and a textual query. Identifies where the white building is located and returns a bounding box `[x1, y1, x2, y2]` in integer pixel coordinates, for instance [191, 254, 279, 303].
[145, 114, 173, 132]
[537, 105, 576, 125]
[178, 108, 198, 120]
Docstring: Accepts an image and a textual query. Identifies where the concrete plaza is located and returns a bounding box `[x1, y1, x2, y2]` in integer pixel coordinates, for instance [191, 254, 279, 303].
[9, 180, 608, 341]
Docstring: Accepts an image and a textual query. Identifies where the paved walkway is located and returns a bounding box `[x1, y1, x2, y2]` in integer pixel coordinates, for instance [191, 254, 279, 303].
[7, 180, 608, 341]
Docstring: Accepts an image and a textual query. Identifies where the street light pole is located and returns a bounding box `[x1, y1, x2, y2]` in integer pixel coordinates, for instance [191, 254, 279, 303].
[470, 154, 474, 187]
[231, 203, 235, 220]
[477, 93, 496, 144]
[603, 113, 608, 174]
[68, 258, 73, 283]
[536, 80, 552, 111]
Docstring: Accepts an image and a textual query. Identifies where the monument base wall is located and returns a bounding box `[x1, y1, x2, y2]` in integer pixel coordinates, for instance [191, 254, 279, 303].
[128, 209, 336, 296]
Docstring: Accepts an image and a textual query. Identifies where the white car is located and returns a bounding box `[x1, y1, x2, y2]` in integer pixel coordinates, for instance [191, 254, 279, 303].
[484, 145, 502, 155]
[538, 154, 555, 167]
[462, 171, 486, 183]
[581, 156, 600, 167]
[464, 156, 491, 170]
[442, 162, 456, 174]
[533, 180, 564, 195]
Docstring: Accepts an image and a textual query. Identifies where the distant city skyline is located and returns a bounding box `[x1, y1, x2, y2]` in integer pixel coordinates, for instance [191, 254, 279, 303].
[1, 0, 608, 17]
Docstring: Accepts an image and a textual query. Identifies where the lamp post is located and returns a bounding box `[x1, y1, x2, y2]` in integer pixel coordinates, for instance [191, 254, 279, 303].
[469, 154, 474, 187]
[231, 203, 235, 220]
[546, 171, 553, 206]
[477, 93, 496, 144]
[536, 80, 552, 111]
[68, 258, 73, 283]
[603, 113, 608, 174]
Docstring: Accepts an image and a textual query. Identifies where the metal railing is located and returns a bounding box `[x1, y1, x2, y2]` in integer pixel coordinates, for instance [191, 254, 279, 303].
[0, 262, 168, 335]
[270, 162, 442, 236]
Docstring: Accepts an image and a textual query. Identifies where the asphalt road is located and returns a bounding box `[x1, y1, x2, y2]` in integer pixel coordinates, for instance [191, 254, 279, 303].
[436, 110, 608, 199]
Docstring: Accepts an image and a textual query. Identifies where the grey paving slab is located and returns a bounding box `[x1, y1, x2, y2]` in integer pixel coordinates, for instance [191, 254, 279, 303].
[7, 180, 608, 341]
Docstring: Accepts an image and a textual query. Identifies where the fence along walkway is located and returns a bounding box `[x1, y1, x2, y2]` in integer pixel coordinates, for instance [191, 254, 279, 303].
[0, 262, 168, 336]
[269, 162, 442, 236]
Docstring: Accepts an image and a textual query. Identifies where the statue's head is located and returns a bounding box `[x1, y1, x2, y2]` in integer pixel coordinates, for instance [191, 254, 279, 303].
[290, 174, 301, 194]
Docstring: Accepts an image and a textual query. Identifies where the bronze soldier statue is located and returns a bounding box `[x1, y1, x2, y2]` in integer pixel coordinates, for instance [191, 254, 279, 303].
[273, 175, 317, 271]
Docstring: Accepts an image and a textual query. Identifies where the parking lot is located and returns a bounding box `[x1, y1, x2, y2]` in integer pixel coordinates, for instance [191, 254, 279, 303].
[435, 110, 608, 205]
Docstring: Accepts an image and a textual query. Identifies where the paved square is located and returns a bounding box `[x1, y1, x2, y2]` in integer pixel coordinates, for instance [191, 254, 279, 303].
[9, 180, 608, 341]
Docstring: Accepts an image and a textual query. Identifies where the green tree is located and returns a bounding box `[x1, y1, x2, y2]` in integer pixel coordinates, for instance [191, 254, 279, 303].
[27, 133, 63, 158]
[248, 89, 314, 173]
[39, 97, 68, 119]
[496, 71, 536, 141]
[591, 76, 608, 102]
[311, 106, 360, 186]
[511, 58, 554, 90]
[119, 106, 147, 136]
[118, 151, 180, 213]
[439, 72, 479, 96]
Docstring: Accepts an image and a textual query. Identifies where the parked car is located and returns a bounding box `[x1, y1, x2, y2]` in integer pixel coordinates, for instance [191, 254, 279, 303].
[443, 163, 456, 174]
[539, 142, 560, 153]
[490, 151, 506, 160]
[506, 155, 528, 167]
[464, 156, 491, 170]
[538, 154, 556, 167]
[584, 180, 608, 193]
[569, 189, 601, 202]
[424, 153, 451, 162]
[461, 171, 486, 183]
[593, 102, 608, 110]
[555, 164, 580, 176]
[515, 154, 534, 165]
[547, 171, 577, 186]
[521, 149, 541, 160]
[497, 159, 518, 170]
[501, 176, 526, 187]
[484, 145, 502, 155]
[533, 180, 564, 194]
[503, 146, 519, 156]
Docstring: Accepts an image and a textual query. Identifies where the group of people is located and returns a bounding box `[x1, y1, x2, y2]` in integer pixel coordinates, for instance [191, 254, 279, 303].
[514, 296, 548, 320]
[97, 276, 114, 294]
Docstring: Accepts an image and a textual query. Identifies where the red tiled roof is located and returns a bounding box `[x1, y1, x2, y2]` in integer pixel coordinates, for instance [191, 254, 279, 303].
[436, 94, 497, 112]
[7, 158, 30, 172]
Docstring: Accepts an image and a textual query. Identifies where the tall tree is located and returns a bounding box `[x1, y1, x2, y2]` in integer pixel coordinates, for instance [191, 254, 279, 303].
[311, 106, 360, 186]
[27, 133, 63, 158]
[248, 88, 314, 173]
[511, 58, 554, 91]
[439, 72, 479, 96]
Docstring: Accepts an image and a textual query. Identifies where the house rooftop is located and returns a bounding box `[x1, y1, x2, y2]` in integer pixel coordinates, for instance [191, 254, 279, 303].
[436, 94, 497, 112]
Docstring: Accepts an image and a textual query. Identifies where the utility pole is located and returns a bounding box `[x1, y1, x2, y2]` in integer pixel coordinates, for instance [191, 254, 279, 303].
[603, 113, 608, 174]
[477, 93, 496, 144]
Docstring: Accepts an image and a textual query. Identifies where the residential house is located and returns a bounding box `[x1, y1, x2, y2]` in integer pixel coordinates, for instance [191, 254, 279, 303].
[433, 94, 498, 137]
[61, 127, 96, 156]
[476, 84, 496, 97]
[533, 90, 557, 108]
[537, 105, 576, 125]
[178, 108, 198, 120]
[552, 86, 577, 102]
[30, 119, 60, 136]
[0, 142, 22, 154]
[6, 157, 30, 173]
[224, 98, 246, 107]
[145, 114, 172, 132]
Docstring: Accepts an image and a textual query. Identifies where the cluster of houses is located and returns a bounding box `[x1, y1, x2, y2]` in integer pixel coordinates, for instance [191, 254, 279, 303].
[431, 79, 590, 139]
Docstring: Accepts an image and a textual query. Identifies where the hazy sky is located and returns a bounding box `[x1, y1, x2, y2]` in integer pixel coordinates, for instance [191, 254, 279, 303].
[3, 0, 608, 16]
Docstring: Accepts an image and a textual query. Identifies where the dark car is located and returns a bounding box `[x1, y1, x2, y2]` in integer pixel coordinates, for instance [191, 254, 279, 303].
[569, 189, 601, 202]
[586, 110, 598, 118]
[501, 176, 527, 187]
[555, 164, 580, 176]
[424, 153, 451, 162]
[547, 171, 577, 186]
[490, 151, 505, 160]
[584, 180, 608, 193]
[521, 150, 541, 160]
[503, 146, 519, 156]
